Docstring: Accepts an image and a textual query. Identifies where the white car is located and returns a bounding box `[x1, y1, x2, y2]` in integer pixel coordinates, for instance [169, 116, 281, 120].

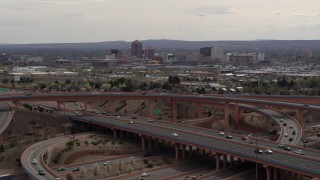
[129, 121, 134, 124]
[32, 159, 38, 165]
[294, 150, 304, 155]
[218, 132, 225, 136]
[172, 133, 179, 137]
[141, 172, 150, 177]
[103, 161, 111, 166]
[265, 149, 273, 154]
[284, 133, 288, 137]
[289, 125, 293, 129]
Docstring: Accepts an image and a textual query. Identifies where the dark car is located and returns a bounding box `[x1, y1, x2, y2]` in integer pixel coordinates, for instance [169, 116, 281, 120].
[57, 167, 66, 171]
[278, 144, 286, 148]
[244, 139, 253, 144]
[38, 169, 45, 175]
[284, 146, 291, 151]
[254, 149, 263, 154]
[292, 131, 296, 135]
[242, 136, 248, 140]
[289, 137, 293, 141]
[72, 168, 80, 172]
[283, 123, 287, 126]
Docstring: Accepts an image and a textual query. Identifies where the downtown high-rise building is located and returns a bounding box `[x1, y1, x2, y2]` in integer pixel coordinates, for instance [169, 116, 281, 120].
[144, 47, 155, 60]
[131, 40, 143, 58]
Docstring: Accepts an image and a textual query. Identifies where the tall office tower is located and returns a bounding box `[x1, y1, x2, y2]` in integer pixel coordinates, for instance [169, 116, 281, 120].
[131, 40, 143, 58]
[301, 49, 312, 59]
[211, 47, 225, 61]
[144, 47, 155, 60]
[200, 47, 212, 57]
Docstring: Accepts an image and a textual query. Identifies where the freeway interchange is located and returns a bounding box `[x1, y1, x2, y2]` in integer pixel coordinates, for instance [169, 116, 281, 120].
[2, 92, 318, 179]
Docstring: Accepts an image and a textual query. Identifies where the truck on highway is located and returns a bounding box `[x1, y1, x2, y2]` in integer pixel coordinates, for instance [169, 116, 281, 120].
[24, 91, 32, 96]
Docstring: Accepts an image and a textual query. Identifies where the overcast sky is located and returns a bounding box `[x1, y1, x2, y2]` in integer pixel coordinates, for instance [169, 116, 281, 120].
[1, 0, 320, 44]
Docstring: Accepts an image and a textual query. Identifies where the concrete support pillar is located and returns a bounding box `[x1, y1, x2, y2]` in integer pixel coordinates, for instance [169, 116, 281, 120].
[140, 136, 146, 151]
[82, 101, 88, 111]
[230, 156, 234, 166]
[161, 112, 164, 120]
[296, 109, 304, 127]
[119, 130, 124, 139]
[216, 153, 221, 170]
[196, 103, 202, 117]
[126, 132, 130, 138]
[112, 129, 117, 138]
[154, 139, 159, 149]
[265, 166, 271, 180]
[274, 168, 278, 180]
[223, 154, 227, 168]
[175, 143, 179, 160]
[196, 148, 200, 155]
[0, 134, 3, 144]
[293, 172, 297, 180]
[189, 146, 193, 158]
[148, 99, 155, 118]
[172, 99, 177, 122]
[202, 149, 206, 155]
[288, 171, 292, 180]
[57, 101, 62, 110]
[235, 104, 240, 124]
[182, 145, 186, 159]
[148, 138, 152, 150]
[224, 102, 230, 129]
[280, 170, 284, 180]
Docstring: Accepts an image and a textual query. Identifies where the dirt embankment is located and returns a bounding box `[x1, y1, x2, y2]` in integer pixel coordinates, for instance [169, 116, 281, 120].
[0, 108, 67, 175]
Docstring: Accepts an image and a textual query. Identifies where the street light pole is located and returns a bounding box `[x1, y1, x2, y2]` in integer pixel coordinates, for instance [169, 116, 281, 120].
[255, 124, 258, 180]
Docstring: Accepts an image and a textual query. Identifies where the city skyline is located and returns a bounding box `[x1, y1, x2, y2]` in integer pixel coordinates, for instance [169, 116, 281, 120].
[1, 0, 320, 44]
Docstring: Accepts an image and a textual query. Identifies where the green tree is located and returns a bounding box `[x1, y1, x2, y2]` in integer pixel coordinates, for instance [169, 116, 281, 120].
[65, 79, 71, 84]
[80, 167, 86, 177]
[128, 164, 133, 173]
[93, 163, 99, 175]
[40, 84, 46, 89]
[2, 78, 8, 83]
[66, 174, 73, 180]
[103, 171, 109, 178]
[118, 160, 124, 172]
[0, 144, 4, 153]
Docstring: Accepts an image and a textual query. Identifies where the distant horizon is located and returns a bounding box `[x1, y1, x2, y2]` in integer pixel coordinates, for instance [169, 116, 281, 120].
[2, 38, 320, 45]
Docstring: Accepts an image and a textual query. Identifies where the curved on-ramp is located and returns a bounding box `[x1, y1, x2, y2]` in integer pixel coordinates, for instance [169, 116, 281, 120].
[21, 134, 91, 180]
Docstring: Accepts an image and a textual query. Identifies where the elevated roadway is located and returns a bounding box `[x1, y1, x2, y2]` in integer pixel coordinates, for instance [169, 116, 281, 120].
[1, 92, 318, 130]
[21, 134, 90, 180]
[239, 104, 302, 145]
[1, 93, 320, 113]
[0, 102, 14, 143]
[70, 115, 320, 178]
